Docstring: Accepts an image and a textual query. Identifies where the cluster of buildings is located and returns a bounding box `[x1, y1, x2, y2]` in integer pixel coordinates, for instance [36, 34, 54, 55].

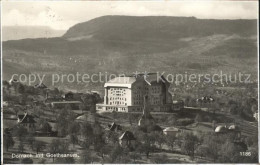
[96, 73, 184, 113]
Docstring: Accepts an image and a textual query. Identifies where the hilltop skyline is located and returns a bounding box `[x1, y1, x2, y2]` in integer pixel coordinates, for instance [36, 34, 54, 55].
[3, 1, 258, 31]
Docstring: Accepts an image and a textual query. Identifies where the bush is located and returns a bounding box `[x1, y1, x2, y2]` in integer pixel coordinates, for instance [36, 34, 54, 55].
[151, 154, 169, 163]
[203, 115, 213, 122]
[195, 114, 203, 123]
[21, 158, 33, 164]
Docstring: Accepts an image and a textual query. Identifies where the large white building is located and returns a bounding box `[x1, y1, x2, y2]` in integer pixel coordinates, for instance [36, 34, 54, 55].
[96, 73, 173, 112]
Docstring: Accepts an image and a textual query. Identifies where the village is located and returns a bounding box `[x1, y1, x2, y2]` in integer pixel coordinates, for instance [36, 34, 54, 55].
[2, 72, 258, 164]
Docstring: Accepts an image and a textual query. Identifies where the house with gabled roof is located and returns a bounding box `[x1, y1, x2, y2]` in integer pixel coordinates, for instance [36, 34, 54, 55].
[108, 122, 122, 132]
[17, 112, 36, 132]
[119, 131, 136, 148]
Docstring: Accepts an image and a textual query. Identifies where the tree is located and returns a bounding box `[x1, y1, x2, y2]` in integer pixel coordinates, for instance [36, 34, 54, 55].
[96, 144, 111, 162]
[150, 132, 164, 149]
[203, 135, 220, 162]
[52, 88, 60, 96]
[81, 93, 102, 113]
[195, 113, 203, 123]
[245, 134, 258, 147]
[138, 133, 155, 158]
[151, 154, 169, 164]
[38, 159, 46, 164]
[196, 145, 206, 158]
[92, 122, 104, 148]
[34, 141, 46, 154]
[112, 111, 116, 121]
[212, 120, 217, 130]
[109, 144, 124, 163]
[68, 121, 80, 148]
[21, 158, 33, 164]
[164, 134, 177, 151]
[35, 106, 45, 118]
[128, 114, 134, 126]
[218, 140, 241, 163]
[16, 83, 25, 94]
[117, 153, 131, 163]
[69, 134, 78, 148]
[56, 157, 75, 164]
[12, 126, 28, 141]
[80, 122, 94, 148]
[68, 121, 80, 135]
[80, 149, 97, 163]
[90, 105, 96, 114]
[129, 151, 141, 163]
[79, 104, 86, 113]
[48, 139, 69, 162]
[13, 106, 21, 116]
[106, 131, 119, 144]
[3, 133, 15, 151]
[80, 150, 92, 163]
[180, 132, 200, 159]
[40, 121, 52, 133]
[18, 141, 24, 153]
[55, 109, 70, 137]
[26, 133, 35, 150]
[168, 116, 177, 125]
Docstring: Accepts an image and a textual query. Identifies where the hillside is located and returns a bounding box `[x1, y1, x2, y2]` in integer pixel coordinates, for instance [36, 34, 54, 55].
[63, 16, 256, 40]
[2, 16, 258, 91]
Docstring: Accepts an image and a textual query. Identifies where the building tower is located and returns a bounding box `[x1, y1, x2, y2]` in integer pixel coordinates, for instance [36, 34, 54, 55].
[138, 95, 155, 127]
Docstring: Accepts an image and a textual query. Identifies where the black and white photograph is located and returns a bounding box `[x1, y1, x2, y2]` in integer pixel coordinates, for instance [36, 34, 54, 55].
[1, 1, 259, 164]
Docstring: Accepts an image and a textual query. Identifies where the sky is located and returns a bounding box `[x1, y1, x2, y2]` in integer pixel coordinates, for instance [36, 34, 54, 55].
[2, 1, 258, 30]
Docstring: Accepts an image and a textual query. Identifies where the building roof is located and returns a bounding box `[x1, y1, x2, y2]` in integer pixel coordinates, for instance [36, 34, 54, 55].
[18, 113, 36, 124]
[51, 101, 82, 104]
[215, 125, 227, 133]
[34, 83, 47, 89]
[163, 127, 179, 132]
[228, 124, 240, 131]
[109, 122, 122, 131]
[105, 77, 136, 88]
[144, 73, 168, 85]
[9, 78, 19, 84]
[173, 100, 184, 104]
[76, 115, 87, 120]
[119, 131, 136, 141]
[104, 73, 168, 88]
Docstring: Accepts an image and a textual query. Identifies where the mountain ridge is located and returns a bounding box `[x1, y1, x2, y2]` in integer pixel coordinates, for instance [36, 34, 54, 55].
[63, 15, 257, 40]
[2, 16, 257, 91]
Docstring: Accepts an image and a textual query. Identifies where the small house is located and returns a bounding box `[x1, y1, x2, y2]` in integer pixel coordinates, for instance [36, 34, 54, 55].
[215, 125, 228, 133]
[17, 112, 36, 132]
[163, 127, 180, 136]
[34, 83, 47, 89]
[119, 131, 136, 148]
[108, 122, 122, 132]
[228, 124, 241, 140]
[172, 100, 184, 111]
[50, 101, 82, 110]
